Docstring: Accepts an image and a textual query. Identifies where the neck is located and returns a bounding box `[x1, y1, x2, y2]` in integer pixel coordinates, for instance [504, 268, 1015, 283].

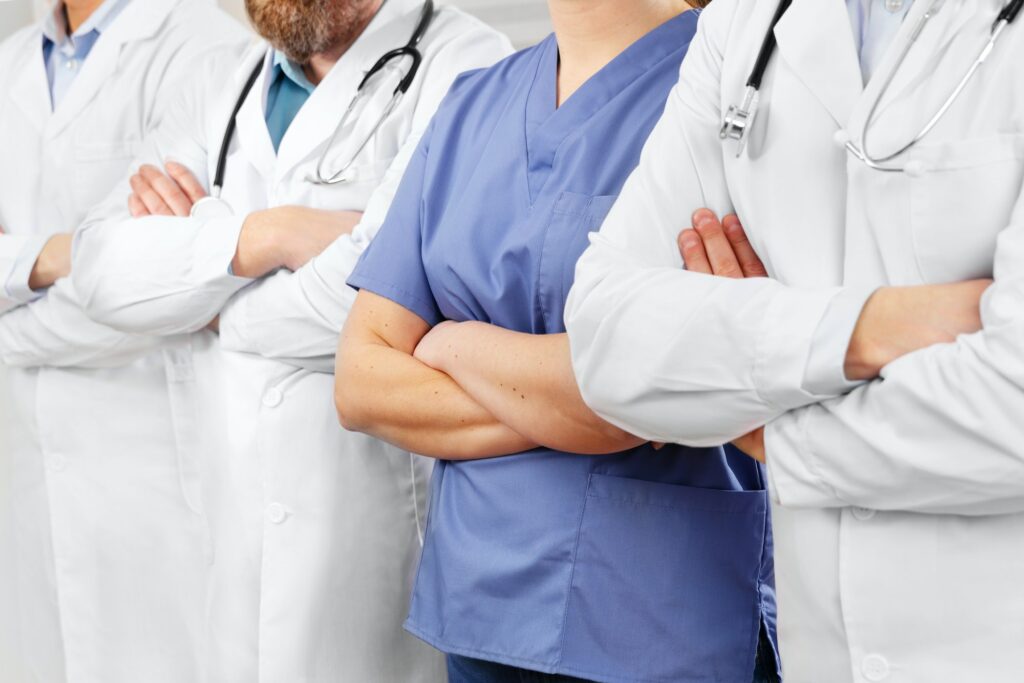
[549, 0, 691, 106]
[303, 0, 384, 85]
[64, 0, 107, 33]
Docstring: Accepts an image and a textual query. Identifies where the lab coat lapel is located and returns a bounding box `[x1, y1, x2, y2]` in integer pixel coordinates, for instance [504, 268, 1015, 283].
[46, 0, 182, 138]
[856, 0, 978, 123]
[273, 0, 421, 182]
[773, 0, 863, 127]
[9, 37, 51, 136]
[234, 51, 278, 184]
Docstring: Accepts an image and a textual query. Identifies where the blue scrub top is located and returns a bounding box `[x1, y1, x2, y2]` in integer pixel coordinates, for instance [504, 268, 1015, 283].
[350, 12, 776, 683]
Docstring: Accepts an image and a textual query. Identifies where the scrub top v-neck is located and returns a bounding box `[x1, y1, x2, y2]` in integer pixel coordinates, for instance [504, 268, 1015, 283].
[349, 12, 777, 683]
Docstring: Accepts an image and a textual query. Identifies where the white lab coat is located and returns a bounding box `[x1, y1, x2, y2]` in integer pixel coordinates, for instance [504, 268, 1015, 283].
[0, 2, 248, 682]
[566, 0, 1024, 681]
[71, 2, 513, 680]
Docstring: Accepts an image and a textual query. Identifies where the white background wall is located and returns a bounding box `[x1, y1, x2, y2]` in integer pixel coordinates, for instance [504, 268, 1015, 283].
[0, 0, 552, 46]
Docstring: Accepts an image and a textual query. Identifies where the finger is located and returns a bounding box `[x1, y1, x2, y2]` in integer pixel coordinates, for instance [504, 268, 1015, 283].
[165, 161, 208, 203]
[139, 164, 192, 216]
[129, 172, 174, 216]
[722, 214, 768, 278]
[128, 193, 149, 218]
[677, 229, 711, 274]
[692, 210, 743, 279]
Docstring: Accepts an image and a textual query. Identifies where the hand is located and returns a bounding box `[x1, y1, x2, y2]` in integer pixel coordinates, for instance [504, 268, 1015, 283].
[29, 233, 73, 291]
[412, 320, 461, 371]
[232, 206, 363, 279]
[732, 427, 765, 463]
[128, 162, 207, 217]
[845, 279, 991, 380]
[678, 209, 768, 278]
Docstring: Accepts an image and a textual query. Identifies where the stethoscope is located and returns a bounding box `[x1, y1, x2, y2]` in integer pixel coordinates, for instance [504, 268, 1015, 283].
[191, 0, 435, 220]
[719, 0, 1024, 173]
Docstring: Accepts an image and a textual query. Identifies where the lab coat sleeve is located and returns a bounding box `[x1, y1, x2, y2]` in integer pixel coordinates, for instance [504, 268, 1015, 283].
[0, 233, 48, 313]
[75, 213, 251, 336]
[767, 183, 1024, 517]
[217, 26, 512, 372]
[565, 0, 851, 447]
[0, 276, 157, 368]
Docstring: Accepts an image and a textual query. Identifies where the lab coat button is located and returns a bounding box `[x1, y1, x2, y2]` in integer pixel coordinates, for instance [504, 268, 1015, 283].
[267, 502, 288, 524]
[851, 506, 876, 521]
[262, 388, 283, 408]
[833, 129, 850, 149]
[49, 454, 67, 472]
[862, 654, 890, 681]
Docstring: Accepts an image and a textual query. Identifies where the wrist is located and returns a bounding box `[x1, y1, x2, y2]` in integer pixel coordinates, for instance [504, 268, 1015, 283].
[29, 234, 72, 291]
[844, 287, 891, 381]
[233, 211, 282, 279]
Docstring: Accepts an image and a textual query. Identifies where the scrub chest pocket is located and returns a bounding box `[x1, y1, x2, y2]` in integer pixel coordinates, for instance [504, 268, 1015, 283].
[561, 474, 768, 683]
[538, 191, 619, 328]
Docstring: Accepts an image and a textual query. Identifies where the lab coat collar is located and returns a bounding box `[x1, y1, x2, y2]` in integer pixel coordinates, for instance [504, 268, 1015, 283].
[271, 0, 424, 182]
[45, 0, 185, 138]
[773, 0, 864, 128]
[42, 0, 131, 47]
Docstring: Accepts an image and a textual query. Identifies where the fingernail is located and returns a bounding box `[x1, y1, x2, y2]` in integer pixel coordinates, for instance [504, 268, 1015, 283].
[692, 209, 714, 227]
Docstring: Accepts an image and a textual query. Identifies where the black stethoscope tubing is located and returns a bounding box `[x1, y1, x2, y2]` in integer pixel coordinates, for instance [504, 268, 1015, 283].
[208, 0, 435, 197]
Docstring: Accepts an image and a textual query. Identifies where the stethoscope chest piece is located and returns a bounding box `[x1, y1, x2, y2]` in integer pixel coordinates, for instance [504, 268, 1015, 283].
[190, 195, 235, 220]
[720, 85, 760, 158]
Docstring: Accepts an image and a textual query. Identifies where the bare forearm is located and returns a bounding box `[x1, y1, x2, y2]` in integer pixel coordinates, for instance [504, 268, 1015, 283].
[425, 323, 643, 454]
[844, 280, 989, 380]
[336, 338, 534, 459]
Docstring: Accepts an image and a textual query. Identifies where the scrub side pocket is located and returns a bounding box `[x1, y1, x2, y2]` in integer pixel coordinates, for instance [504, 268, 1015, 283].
[561, 474, 766, 683]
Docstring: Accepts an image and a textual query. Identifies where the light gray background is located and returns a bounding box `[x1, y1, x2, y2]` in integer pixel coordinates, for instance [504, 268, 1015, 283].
[0, 0, 549, 679]
[0, 0, 552, 45]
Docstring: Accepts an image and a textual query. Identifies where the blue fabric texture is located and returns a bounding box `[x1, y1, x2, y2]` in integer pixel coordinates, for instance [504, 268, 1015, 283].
[350, 11, 778, 683]
[264, 51, 316, 152]
[448, 655, 595, 683]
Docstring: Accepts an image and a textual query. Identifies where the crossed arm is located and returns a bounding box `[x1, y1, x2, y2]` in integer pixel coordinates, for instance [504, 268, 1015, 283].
[75, 160, 361, 338]
[335, 289, 646, 460]
[677, 210, 989, 463]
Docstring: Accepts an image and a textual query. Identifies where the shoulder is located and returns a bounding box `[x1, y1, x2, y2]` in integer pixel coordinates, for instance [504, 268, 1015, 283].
[153, 0, 251, 54]
[0, 24, 40, 70]
[441, 37, 548, 111]
[418, 5, 515, 70]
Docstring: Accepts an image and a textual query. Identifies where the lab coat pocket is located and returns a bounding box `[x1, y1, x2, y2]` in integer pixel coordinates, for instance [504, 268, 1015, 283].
[909, 134, 1024, 282]
[561, 474, 766, 682]
[73, 138, 140, 209]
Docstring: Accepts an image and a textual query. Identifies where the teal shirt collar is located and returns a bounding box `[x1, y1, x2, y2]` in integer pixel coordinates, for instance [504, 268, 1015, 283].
[271, 51, 317, 95]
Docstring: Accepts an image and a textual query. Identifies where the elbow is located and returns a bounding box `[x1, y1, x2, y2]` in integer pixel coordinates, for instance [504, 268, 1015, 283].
[334, 370, 370, 433]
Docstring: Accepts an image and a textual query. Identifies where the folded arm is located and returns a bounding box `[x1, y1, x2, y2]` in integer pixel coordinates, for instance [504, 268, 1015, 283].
[766, 201, 1024, 516]
[414, 322, 644, 454]
[336, 291, 535, 459]
[0, 276, 158, 368]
